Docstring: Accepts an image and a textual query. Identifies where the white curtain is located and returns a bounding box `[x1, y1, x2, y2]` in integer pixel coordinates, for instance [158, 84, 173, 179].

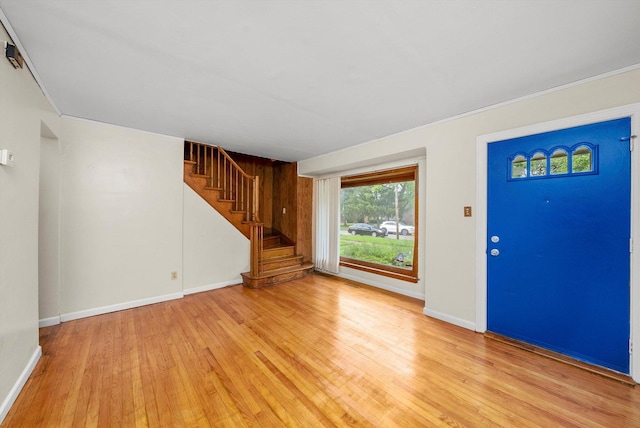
[314, 177, 341, 274]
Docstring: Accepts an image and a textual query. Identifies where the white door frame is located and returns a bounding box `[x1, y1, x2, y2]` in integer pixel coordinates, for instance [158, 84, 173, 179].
[476, 103, 640, 381]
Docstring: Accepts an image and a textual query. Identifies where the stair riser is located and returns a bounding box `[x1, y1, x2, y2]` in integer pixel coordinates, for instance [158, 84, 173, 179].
[262, 247, 295, 258]
[262, 258, 303, 270]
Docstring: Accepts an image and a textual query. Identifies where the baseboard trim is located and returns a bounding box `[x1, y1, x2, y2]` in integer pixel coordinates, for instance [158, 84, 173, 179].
[60, 292, 184, 322]
[423, 307, 476, 331]
[183, 278, 242, 295]
[0, 346, 42, 425]
[338, 272, 425, 300]
[39, 316, 61, 328]
[42, 280, 244, 326]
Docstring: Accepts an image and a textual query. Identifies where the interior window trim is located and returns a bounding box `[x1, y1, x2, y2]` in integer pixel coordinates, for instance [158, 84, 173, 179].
[340, 165, 419, 282]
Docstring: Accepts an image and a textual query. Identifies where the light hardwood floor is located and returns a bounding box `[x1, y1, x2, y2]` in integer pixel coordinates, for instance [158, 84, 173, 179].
[3, 274, 640, 427]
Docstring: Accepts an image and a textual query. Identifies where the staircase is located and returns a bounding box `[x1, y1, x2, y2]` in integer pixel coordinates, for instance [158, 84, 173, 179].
[241, 230, 314, 288]
[183, 141, 313, 288]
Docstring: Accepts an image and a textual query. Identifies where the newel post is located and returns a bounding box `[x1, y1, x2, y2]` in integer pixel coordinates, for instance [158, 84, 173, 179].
[250, 223, 263, 276]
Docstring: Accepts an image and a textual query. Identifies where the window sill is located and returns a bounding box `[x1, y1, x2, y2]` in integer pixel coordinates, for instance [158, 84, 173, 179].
[340, 259, 419, 283]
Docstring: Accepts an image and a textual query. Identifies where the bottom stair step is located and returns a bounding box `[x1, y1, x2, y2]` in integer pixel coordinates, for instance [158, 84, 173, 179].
[241, 262, 314, 289]
[261, 254, 304, 270]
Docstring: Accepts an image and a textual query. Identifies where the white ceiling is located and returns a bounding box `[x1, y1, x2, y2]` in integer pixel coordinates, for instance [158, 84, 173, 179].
[1, 1, 640, 162]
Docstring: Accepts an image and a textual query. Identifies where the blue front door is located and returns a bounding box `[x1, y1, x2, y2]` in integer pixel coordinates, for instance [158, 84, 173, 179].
[487, 118, 631, 374]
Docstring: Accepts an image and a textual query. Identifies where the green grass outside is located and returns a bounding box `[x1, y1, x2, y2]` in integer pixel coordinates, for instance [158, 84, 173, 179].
[340, 234, 414, 268]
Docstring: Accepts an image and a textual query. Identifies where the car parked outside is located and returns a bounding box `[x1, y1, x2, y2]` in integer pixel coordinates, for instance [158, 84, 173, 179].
[380, 221, 415, 236]
[347, 223, 387, 237]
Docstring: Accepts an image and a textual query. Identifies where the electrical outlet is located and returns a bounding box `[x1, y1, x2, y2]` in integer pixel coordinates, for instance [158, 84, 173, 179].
[171, 271, 178, 280]
[464, 206, 472, 217]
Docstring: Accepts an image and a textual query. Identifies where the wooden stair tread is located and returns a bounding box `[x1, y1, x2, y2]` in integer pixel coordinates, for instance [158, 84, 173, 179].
[263, 238, 284, 249]
[204, 186, 223, 191]
[263, 244, 294, 250]
[246, 262, 314, 279]
[262, 254, 302, 262]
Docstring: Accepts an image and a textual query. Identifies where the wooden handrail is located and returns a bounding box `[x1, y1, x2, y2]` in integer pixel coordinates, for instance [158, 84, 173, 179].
[185, 141, 262, 224]
[217, 146, 254, 180]
[185, 140, 263, 275]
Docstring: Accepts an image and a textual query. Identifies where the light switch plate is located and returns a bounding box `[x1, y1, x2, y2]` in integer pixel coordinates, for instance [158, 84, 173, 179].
[0, 149, 15, 167]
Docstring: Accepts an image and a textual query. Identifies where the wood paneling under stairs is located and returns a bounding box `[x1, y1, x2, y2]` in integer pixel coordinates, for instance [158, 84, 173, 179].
[272, 162, 297, 241]
[226, 150, 275, 229]
[271, 161, 313, 263]
[296, 173, 313, 263]
[4, 274, 640, 427]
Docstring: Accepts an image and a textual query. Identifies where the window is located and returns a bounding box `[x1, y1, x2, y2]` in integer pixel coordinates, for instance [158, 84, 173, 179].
[550, 149, 568, 175]
[340, 166, 418, 282]
[511, 154, 527, 179]
[572, 145, 593, 173]
[509, 143, 597, 180]
[530, 152, 547, 176]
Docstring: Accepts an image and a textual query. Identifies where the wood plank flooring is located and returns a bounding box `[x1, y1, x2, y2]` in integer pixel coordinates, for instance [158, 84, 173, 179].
[3, 273, 640, 427]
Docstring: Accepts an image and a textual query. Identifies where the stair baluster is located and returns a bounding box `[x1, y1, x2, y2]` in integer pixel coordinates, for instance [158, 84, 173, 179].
[185, 141, 260, 224]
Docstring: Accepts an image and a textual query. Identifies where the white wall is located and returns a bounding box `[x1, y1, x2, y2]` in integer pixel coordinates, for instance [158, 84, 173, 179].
[2, 99, 252, 418]
[183, 185, 249, 294]
[0, 24, 59, 422]
[2, 96, 251, 420]
[58, 117, 184, 319]
[38, 133, 61, 323]
[299, 67, 640, 329]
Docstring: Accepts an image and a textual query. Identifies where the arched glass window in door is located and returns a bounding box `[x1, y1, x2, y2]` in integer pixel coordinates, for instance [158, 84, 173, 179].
[530, 152, 547, 176]
[507, 144, 597, 182]
[550, 149, 568, 175]
[572, 145, 593, 173]
[511, 154, 527, 178]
